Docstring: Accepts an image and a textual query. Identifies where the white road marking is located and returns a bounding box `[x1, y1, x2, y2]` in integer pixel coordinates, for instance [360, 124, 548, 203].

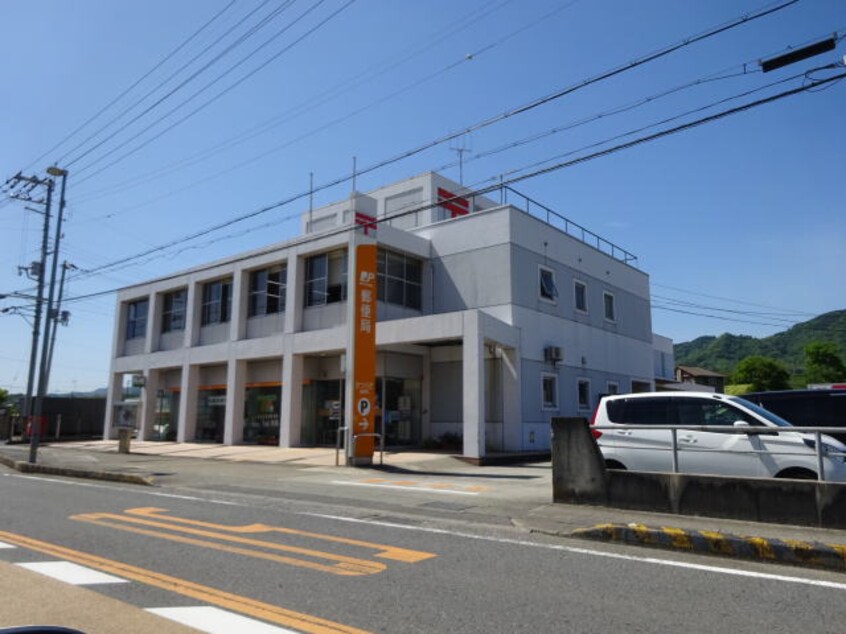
[147, 606, 297, 633]
[305, 512, 846, 592]
[17, 561, 129, 585]
[331, 480, 480, 495]
[6, 473, 240, 504]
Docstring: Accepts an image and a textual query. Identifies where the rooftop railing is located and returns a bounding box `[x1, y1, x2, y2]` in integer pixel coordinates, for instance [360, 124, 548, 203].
[496, 185, 638, 267]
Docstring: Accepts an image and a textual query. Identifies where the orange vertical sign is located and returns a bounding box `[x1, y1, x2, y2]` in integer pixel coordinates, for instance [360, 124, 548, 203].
[352, 244, 377, 459]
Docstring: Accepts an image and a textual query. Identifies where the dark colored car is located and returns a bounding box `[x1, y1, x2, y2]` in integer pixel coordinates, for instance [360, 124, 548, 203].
[742, 389, 846, 442]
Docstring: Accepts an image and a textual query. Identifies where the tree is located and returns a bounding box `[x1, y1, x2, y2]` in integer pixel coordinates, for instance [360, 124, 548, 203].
[732, 356, 790, 391]
[804, 342, 846, 385]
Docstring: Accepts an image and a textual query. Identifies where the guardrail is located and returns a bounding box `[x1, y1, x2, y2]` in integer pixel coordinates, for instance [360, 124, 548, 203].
[591, 423, 846, 481]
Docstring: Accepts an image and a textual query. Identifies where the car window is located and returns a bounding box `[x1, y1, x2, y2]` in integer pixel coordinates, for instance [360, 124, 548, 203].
[674, 398, 755, 428]
[701, 402, 752, 426]
[620, 398, 671, 425]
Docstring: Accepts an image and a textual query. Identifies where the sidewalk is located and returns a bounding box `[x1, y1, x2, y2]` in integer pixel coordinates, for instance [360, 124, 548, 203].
[3, 440, 846, 574]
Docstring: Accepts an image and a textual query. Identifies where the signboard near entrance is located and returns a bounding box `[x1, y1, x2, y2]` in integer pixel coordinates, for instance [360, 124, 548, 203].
[352, 244, 377, 461]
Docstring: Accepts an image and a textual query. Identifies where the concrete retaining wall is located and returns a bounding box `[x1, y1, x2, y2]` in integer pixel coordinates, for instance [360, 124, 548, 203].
[551, 417, 846, 529]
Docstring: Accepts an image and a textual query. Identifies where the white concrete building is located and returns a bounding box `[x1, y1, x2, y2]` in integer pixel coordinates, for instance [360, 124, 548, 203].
[105, 172, 657, 460]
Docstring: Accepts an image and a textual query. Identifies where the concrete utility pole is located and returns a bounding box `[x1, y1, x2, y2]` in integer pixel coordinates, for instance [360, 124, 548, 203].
[31, 166, 69, 463]
[5, 173, 53, 459]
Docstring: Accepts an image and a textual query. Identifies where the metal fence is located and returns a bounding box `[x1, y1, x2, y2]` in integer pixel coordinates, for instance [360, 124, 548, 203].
[591, 424, 846, 481]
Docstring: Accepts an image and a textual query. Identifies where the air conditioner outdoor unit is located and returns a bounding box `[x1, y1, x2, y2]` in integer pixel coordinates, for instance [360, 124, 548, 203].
[544, 346, 562, 363]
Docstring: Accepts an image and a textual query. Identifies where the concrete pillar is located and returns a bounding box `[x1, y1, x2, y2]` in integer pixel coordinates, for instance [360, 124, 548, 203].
[177, 364, 199, 442]
[284, 253, 303, 334]
[230, 269, 248, 342]
[501, 346, 522, 451]
[140, 369, 161, 440]
[279, 352, 303, 447]
[223, 359, 247, 445]
[421, 347, 431, 442]
[462, 311, 485, 459]
[145, 292, 160, 354]
[550, 416, 607, 504]
[103, 371, 123, 440]
[184, 281, 199, 348]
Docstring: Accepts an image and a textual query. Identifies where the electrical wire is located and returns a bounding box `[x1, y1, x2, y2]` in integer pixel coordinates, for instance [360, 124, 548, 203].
[63, 0, 293, 169]
[22, 1, 238, 173]
[70, 0, 553, 206]
[72, 0, 358, 184]
[0, 0, 817, 299]
[54, 70, 846, 305]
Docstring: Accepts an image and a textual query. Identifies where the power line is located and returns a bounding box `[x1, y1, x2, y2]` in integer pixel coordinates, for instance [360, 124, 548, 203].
[22, 1, 238, 173]
[63, 0, 294, 169]
[651, 283, 817, 317]
[3, 0, 816, 298]
[55, 70, 846, 305]
[70, 0, 558, 207]
[73, 0, 358, 184]
[65, 0, 797, 191]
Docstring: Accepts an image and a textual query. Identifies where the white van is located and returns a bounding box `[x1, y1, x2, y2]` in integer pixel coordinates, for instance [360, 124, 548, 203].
[590, 391, 846, 481]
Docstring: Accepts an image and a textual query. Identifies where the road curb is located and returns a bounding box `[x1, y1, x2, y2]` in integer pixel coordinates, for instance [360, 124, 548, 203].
[0, 453, 154, 486]
[568, 522, 846, 573]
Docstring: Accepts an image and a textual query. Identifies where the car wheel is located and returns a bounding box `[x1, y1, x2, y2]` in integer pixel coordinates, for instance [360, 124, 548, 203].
[775, 468, 817, 480]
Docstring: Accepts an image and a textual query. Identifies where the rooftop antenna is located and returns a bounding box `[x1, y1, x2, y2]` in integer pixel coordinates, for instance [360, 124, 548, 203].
[450, 134, 471, 185]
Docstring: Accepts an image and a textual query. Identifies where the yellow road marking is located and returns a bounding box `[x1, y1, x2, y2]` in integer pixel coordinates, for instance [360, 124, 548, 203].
[0, 529, 370, 634]
[118, 507, 435, 564]
[71, 512, 383, 576]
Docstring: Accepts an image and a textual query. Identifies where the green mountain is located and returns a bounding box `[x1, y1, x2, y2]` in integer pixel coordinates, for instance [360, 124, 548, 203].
[674, 309, 846, 378]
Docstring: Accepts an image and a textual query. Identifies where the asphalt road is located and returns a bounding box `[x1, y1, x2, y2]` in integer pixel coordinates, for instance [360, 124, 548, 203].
[3, 466, 846, 633]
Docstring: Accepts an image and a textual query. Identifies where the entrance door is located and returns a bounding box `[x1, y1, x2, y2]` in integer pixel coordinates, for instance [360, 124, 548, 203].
[196, 389, 226, 443]
[301, 380, 345, 446]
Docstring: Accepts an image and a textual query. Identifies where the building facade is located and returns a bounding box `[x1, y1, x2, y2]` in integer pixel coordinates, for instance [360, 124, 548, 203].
[105, 172, 656, 459]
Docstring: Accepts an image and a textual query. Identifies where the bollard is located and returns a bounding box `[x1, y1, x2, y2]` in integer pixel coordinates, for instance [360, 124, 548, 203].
[118, 428, 132, 454]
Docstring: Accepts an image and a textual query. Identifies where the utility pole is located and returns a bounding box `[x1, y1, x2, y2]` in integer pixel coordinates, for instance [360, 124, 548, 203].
[31, 166, 68, 463]
[45, 261, 75, 388]
[5, 172, 53, 459]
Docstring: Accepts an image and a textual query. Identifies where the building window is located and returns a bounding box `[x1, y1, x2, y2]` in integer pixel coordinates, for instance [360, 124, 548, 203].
[305, 250, 347, 307]
[161, 289, 187, 333]
[376, 248, 422, 310]
[603, 291, 616, 322]
[249, 264, 286, 317]
[539, 266, 557, 302]
[577, 379, 591, 410]
[125, 299, 148, 340]
[606, 381, 619, 396]
[201, 279, 232, 326]
[542, 373, 558, 410]
[574, 280, 587, 312]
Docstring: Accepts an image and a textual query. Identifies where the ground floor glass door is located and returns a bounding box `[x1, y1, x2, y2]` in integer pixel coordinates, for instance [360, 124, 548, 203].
[196, 389, 226, 443]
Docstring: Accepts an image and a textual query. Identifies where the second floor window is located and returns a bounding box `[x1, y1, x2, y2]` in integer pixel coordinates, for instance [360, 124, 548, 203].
[574, 280, 587, 312]
[161, 289, 187, 333]
[125, 299, 148, 340]
[377, 249, 422, 310]
[201, 279, 232, 325]
[249, 265, 287, 317]
[603, 291, 616, 322]
[305, 250, 347, 307]
[539, 266, 558, 302]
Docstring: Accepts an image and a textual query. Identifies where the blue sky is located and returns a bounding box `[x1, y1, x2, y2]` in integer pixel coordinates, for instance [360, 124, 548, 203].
[1, 0, 844, 393]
